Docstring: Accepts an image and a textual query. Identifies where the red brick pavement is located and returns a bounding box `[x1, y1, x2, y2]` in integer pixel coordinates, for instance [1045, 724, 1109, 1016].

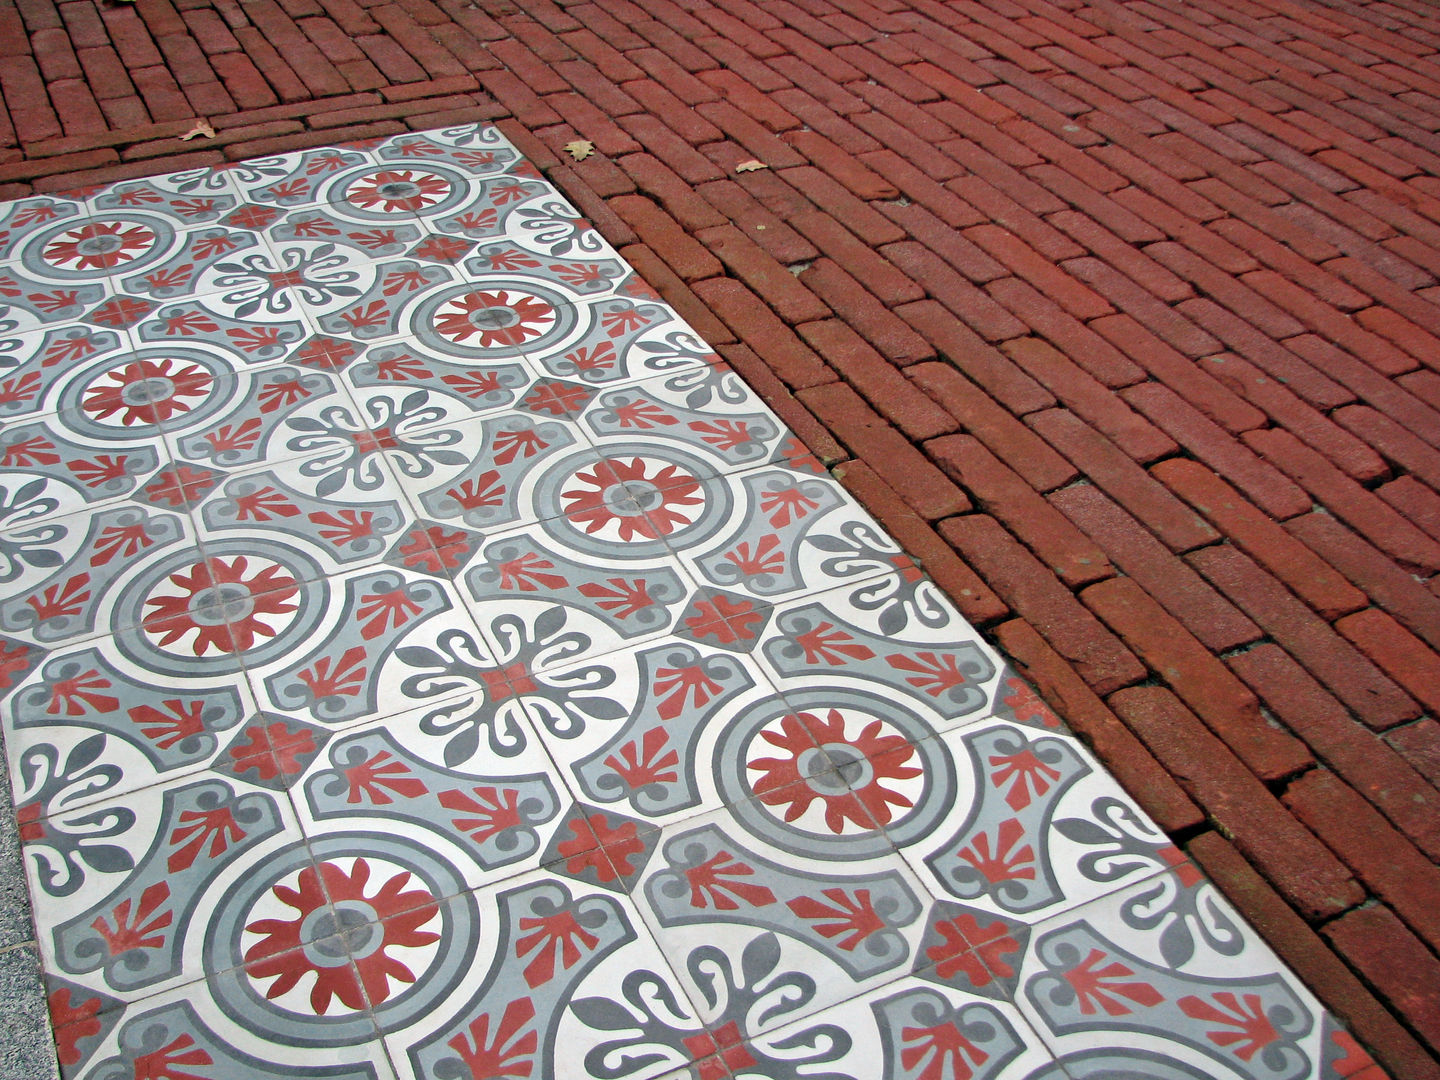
[4, 0, 1440, 1073]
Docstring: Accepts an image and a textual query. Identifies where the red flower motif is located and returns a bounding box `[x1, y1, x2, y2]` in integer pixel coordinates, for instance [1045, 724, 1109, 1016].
[432, 289, 555, 347]
[244, 860, 439, 1013]
[141, 557, 298, 656]
[82, 357, 213, 426]
[346, 170, 452, 213]
[748, 709, 919, 832]
[562, 458, 704, 541]
[44, 221, 156, 270]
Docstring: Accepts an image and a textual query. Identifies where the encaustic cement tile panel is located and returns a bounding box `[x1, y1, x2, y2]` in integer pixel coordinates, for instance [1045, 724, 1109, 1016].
[0, 124, 1375, 1080]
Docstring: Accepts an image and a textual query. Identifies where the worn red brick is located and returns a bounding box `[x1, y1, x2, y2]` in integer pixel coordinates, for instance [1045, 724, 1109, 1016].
[1109, 686, 1364, 920]
[1030, 409, 1219, 552]
[1246, 426, 1440, 572]
[931, 434, 1113, 588]
[798, 259, 932, 363]
[1287, 770, 1440, 956]
[796, 320, 955, 441]
[1190, 544, 1420, 730]
[940, 514, 1144, 695]
[896, 301, 1051, 414]
[691, 278, 834, 389]
[606, 196, 719, 282]
[1051, 484, 1261, 653]
[695, 224, 829, 325]
[1001, 337, 1176, 463]
[800, 383, 969, 521]
[1324, 906, 1440, 1059]
[1083, 577, 1312, 779]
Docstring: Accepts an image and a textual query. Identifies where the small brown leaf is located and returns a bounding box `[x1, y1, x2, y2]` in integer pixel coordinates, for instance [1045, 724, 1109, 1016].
[564, 140, 596, 162]
[735, 159, 769, 173]
[180, 120, 216, 141]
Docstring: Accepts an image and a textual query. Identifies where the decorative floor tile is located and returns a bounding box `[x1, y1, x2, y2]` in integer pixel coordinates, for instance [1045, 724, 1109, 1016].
[0, 123, 1368, 1080]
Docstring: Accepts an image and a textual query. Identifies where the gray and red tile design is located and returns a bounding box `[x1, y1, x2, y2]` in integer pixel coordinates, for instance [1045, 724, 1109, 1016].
[0, 125, 1369, 1079]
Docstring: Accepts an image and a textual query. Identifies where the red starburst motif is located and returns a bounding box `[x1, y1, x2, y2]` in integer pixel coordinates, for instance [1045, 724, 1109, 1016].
[43, 221, 157, 270]
[141, 557, 298, 656]
[432, 289, 555, 347]
[346, 169, 453, 213]
[81, 357, 213, 426]
[748, 709, 921, 833]
[244, 859, 439, 1014]
[561, 458, 704, 541]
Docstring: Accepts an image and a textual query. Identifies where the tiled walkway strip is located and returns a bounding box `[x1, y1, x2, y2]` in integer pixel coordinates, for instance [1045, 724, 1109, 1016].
[0, 125, 1374, 1079]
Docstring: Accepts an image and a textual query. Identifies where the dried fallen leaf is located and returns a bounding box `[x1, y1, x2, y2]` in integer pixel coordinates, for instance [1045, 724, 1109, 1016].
[564, 140, 595, 162]
[735, 159, 769, 172]
[179, 120, 216, 141]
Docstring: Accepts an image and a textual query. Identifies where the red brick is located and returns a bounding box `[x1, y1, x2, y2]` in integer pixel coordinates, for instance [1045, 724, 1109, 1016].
[966, 225, 1113, 321]
[931, 434, 1113, 587]
[1287, 769, 1440, 955]
[606, 196, 719, 282]
[1188, 832, 1440, 1080]
[617, 244, 733, 348]
[696, 100, 807, 168]
[1028, 169, 1164, 248]
[1287, 511, 1440, 654]
[778, 131, 898, 204]
[0, 148, 120, 183]
[713, 343, 843, 465]
[799, 382, 969, 521]
[1379, 476, 1440, 541]
[798, 258, 933, 364]
[558, 27, 643, 82]
[985, 278, 1141, 384]
[836, 461, 1006, 625]
[796, 320, 956, 441]
[1153, 457, 1364, 612]
[1001, 337, 1175, 462]
[909, 365, 1076, 493]
[1190, 544, 1421, 731]
[32, 26, 83, 81]
[1336, 404, 1440, 487]
[932, 108, 1048, 173]
[1051, 484, 1261, 653]
[939, 515, 1145, 695]
[474, 69, 561, 128]
[222, 122, 404, 160]
[1085, 112, 1208, 182]
[1029, 408, 1220, 553]
[695, 179, 817, 265]
[1092, 144, 1226, 222]
[768, 56, 868, 118]
[614, 154, 725, 231]
[615, 115, 723, 185]
[995, 620, 1203, 833]
[896, 301, 1049, 412]
[947, 174, 1079, 258]
[1111, 186, 1256, 272]
[33, 150, 224, 192]
[1189, 177, 1341, 264]
[100, 6, 164, 68]
[1337, 610, 1440, 722]
[1324, 906, 1440, 1059]
[306, 95, 475, 129]
[1083, 577, 1312, 780]
[1048, 218, 1192, 306]
[1067, 264, 1221, 361]
[695, 224, 829, 325]
[1354, 305, 1440, 370]
[1109, 686, 1364, 920]
[777, 165, 905, 248]
[865, 158, 982, 232]
[1230, 641, 1440, 860]
[902, 60, 1014, 123]
[1248, 426, 1440, 572]
[622, 54, 719, 108]
[1244, 273, 1417, 378]
[1130, 382, 1312, 514]
[1177, 294, 1355, 411]
[690, 278, 834, 389]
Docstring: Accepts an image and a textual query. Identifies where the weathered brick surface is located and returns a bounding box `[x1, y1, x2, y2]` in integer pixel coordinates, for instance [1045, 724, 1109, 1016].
[10, 0, 1440, 1066]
